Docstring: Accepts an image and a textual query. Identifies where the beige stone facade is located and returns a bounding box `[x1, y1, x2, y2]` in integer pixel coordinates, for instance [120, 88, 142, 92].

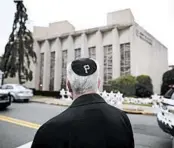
[5, 9, 168, 94]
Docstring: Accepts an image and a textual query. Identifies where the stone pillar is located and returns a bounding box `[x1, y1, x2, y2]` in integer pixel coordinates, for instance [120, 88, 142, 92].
[81, 33, 88, 57]
[112, 27, 120, 79]
[67, 35, 74, 63]
[43, 40, 50, 90]
[96, 30, 103, 91]
[54, 38, 62, 91]
[33, 41, 40, 90]
[130, 26, 137, 76]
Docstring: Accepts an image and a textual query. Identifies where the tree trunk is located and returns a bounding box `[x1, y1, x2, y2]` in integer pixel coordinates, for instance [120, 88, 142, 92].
[18, 67, 22, 84]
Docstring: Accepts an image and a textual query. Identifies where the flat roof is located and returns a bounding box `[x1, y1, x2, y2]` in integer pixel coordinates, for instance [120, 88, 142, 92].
[35, 23, 132, 41]
[35, 22, 167, 50]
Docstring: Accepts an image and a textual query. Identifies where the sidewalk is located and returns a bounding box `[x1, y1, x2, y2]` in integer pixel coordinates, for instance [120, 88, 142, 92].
[31, 97, 157, 115]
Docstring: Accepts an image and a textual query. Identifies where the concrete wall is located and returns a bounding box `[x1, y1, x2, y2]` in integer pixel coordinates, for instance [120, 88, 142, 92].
[48, 21, 75, 36]
[119, 27, 131, 44]
[131, 23, 168, 93]
[33, 27, 48, 38]
[102, 31, 112, 46]
[4, 25, 168, 94]
[107, 9, 134, 26]
[30, 27, 121, 91]
[87, 33, 96, 47]
[74, 35, 82, 49]
[34, 21, 75, 39]
[61, 37, 69, 50]
[4, 9, 168, 94]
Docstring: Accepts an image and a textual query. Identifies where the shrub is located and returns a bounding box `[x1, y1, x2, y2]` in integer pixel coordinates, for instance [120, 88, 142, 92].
[135, 75, 153, 98]
[31, 88, 61, 98]
[109, 75, 137, 97]
[161, 69, 174, 95]
[103, 85, 112, 92]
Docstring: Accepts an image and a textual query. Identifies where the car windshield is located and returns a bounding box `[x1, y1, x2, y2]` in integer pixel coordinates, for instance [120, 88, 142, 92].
[164, 88, 174, 99]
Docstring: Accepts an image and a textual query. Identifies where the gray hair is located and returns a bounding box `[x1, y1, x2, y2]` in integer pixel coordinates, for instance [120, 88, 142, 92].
[67, 59, 100, 95]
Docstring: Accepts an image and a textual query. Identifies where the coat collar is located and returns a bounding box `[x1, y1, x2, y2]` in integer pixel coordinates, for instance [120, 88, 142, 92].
[70, 93, 106, 108]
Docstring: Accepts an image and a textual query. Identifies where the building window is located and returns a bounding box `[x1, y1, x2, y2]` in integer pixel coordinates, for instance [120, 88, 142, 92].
[39, 53, 44, 90]
[88, 47, 96, 59]
[61, 50, 68, 88]
[74, 48, 81, 59]
[120, 43, 131, 76]
[49, 51, 55, 91]
[103, 45, 112, 85]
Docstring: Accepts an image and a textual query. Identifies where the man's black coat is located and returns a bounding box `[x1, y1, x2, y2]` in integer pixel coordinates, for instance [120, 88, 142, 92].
[31, 93, 134, 148]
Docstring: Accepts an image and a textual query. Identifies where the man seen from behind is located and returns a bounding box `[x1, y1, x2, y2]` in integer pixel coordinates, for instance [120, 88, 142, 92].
[31, 58, 135, 148]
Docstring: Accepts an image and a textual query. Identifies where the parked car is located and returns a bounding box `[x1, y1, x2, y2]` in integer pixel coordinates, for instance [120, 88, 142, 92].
[0, 89, 11, 109]
[1, 84, 33, 102]
[164, 86, 174, 99]
[156, 87, 174, 137]
[158, 87, 174, 108]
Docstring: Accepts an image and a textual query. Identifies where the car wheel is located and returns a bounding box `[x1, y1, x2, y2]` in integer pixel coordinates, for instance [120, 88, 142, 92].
[10, 95, 16, 102]
[24, 99, 29, 103]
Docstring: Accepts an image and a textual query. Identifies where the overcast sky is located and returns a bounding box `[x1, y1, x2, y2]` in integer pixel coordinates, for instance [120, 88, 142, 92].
[0, 0, 173, 64]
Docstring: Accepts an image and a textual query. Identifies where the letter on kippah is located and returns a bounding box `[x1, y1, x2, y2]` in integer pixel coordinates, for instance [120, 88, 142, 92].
[84, 65, 90, 74]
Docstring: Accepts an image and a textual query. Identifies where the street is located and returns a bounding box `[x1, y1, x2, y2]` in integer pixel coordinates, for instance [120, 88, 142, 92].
[0, 102, 172, 148]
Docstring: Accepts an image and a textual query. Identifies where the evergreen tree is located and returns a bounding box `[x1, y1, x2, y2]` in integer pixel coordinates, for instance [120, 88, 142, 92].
[1, 0, 36, 84]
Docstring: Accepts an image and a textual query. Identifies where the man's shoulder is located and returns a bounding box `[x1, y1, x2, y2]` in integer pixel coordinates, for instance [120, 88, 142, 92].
[105, 103, 129, 118]
[31, 108, 73, 147]
[106, 103, 123, 112]
[39, 108, 72, 132]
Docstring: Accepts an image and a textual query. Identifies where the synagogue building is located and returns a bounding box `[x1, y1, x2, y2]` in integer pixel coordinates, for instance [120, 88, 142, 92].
[5, 9, 168, 93]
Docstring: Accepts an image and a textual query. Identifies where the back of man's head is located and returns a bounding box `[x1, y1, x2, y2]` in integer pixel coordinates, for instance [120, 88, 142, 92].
[67, 58, 100, 98]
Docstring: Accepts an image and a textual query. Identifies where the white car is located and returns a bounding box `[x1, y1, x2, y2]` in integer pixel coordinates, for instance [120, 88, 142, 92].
[1, 84, 33, 102]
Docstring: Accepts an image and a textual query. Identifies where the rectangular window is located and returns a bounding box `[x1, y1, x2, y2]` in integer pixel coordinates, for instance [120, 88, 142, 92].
[49, 52, 55, 91]
[103, 45, 113, 85]
[39, 53, 44, 90]
[88, 47, 96, 59]
[74, 48, 81, 59]
[61, 50, 68, 88]
[120, 43, 131, 76]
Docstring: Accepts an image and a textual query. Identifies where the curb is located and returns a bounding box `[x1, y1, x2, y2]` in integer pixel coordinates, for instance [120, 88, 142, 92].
[123, 109, 155, 115]
[31, 100, 155, 115]
[31, 100, 70, 107]
[142, 112, 155, 116]
[123, 109, 143, 114]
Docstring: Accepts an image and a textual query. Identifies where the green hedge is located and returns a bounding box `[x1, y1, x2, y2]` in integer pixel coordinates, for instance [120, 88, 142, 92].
[109, 75, 137, 97]
[109, 75, 153, 97]
[31, 88, 61, 98]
